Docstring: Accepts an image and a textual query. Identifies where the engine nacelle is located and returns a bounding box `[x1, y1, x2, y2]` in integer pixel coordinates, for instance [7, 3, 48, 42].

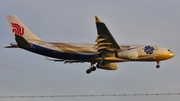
[96, 63, 118, 70]
[116, 49, 138, 60]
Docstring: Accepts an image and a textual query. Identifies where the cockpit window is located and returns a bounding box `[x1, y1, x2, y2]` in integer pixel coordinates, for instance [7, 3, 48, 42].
[168, 49, 171, 51]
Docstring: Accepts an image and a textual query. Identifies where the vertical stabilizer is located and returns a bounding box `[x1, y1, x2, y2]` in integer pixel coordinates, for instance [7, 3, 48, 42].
[6, 15, 43, 41]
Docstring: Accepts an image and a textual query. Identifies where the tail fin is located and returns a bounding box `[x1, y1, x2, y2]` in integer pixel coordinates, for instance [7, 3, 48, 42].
[6, 15, 43, 42]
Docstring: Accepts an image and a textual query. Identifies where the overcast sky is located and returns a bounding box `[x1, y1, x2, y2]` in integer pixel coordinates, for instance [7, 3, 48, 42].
[0, 0, 180, 101]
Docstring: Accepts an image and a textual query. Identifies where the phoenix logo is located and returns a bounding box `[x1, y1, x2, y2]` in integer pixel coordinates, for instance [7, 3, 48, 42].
[11, 23, 24, 36]
[144, 46, 154, 54]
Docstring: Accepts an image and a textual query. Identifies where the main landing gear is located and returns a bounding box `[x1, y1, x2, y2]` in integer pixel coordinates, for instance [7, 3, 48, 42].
[86, 63, 97, 74]
[156, 60, 160, 68]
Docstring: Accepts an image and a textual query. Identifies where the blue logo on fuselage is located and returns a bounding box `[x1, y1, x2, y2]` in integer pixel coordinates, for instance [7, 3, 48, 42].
[144, 46, 154, 54]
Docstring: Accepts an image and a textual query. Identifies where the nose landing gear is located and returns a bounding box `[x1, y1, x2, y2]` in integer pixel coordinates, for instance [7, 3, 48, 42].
[156, 60, 160, 68]
[86, 63, 97, 74]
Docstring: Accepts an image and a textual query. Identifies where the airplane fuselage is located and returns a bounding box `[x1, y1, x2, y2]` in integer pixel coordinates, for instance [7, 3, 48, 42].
[11, 41, 174, 62]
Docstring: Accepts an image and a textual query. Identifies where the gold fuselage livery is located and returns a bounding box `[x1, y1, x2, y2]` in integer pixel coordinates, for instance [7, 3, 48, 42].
[6, 15, 175, 74]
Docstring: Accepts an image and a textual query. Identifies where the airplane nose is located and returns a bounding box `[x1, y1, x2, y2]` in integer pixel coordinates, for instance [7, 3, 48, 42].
[168, 51, 175, 58]
[156, 51, 175, 60]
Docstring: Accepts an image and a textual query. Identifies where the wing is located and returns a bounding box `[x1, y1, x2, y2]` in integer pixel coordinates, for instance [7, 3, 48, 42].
[45, 56, 86, 63]
[95, 16, 123, 63]
[45, 56, 129, 64]
[95, 16, 122, 54]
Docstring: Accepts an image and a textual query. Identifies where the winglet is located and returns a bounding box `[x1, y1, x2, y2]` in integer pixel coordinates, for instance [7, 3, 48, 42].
[95, 16, 102, 22]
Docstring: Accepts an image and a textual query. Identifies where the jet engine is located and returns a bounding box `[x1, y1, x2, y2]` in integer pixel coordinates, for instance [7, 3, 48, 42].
[116, 49, 138, 60]
[96, 63, 118, 70]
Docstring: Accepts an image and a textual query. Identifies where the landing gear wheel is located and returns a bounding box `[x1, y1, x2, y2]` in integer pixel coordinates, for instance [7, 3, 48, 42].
[86, 63, 97, 74]
[156, 60, 160, 68]
[156, 65, 160, 68]
[91, 66, 96, 71]
[86, 69, 92, 74]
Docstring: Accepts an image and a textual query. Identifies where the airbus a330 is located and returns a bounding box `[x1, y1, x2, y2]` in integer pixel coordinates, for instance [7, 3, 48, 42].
[5, 15, 175, 74]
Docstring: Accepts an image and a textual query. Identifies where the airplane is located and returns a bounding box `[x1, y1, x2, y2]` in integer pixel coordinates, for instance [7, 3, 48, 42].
[5, 15, 175, 74]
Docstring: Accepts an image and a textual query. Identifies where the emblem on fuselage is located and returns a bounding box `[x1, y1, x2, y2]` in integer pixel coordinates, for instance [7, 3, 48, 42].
[144, 46, 154, 54]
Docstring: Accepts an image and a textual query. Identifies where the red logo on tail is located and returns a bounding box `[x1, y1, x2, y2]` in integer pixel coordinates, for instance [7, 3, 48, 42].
[11, 23, 24, 36]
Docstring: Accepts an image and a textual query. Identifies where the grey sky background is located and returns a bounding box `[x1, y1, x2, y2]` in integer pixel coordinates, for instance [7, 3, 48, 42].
[0, 0, 180, 101]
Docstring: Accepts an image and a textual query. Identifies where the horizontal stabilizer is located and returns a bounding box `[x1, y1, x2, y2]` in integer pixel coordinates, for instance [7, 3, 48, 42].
[4, 46, 18, 48]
